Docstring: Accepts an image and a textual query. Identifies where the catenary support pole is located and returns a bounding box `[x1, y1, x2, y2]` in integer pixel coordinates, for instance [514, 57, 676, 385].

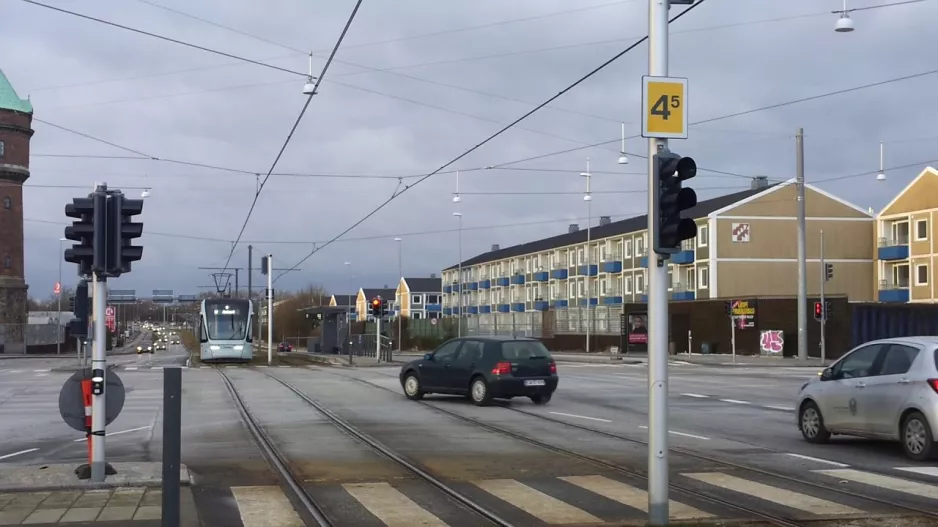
[90, 274, 107, 482]
[647, 0, 670, 523]
[820, 229, 826, 363]
[796, 127, 808, 360]
[267, 254, 273, 366]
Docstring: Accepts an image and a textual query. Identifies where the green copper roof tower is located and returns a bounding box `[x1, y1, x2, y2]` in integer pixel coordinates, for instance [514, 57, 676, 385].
[0, 69, 33, 114]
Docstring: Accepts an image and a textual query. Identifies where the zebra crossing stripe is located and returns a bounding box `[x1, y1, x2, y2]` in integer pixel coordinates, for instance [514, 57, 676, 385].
[560, 475, 711, 520]
[342, 482, 447, 526]
[815, 469, 938, 500]
[474, 478, 602, 524]
[683, 472, 863, 515]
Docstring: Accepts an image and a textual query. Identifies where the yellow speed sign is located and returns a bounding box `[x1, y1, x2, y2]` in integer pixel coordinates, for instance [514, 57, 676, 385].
[641, 76, 688, 139]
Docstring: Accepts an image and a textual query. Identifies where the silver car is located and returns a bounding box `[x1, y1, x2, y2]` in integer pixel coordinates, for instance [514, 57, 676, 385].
[796, 336, 938, 461]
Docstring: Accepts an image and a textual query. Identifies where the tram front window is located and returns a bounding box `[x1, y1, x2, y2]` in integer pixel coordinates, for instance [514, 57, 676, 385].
[205, 302, 248, 341]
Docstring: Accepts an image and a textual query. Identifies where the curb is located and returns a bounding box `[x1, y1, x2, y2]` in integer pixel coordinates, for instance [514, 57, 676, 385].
[0, 467, 191, 493]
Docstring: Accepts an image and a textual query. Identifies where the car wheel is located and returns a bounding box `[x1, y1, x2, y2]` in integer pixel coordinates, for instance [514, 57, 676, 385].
[470, 376, 492, 407]
[403, 373, 424, 401]
[799, 401, 831, 444]
[901, 411, 937, 461]
[530, 393, 552, 405]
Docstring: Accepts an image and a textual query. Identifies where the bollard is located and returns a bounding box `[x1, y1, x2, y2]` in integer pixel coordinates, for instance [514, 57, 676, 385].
[161, 368, 182, 527]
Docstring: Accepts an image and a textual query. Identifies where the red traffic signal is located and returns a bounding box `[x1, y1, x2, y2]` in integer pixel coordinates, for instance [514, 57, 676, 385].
[814, 301, 823, 320]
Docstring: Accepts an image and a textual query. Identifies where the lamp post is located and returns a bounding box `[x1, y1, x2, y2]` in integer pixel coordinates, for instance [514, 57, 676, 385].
[344, 261, 352, 323]
[581, 160, 592, 353]
[394, 237, 403, 353]
[453, 212, 463, 337]
[57, 237, 66, 356]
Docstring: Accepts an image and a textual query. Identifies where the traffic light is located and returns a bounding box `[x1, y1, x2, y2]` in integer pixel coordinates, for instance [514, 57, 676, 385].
[106, 192, 144, 277]
[825, 263, 833, 282]
[260, 256, 269, 276]
[69, 280, 89, 338]
[825, 300, 833, 320]
[654, 150, 697, 255]
[382, 299, 392, 317]
[814, 301, 823, 321]
[63, 194, 105, 276]
[370, 297, 382, 317]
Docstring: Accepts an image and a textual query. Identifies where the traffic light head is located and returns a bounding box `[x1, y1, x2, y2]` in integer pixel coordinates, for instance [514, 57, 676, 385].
[825, 263, 834, 281]
[654, 151, 698, 255]
[106, 192, 144, 276]
[814, 301, 823, 320]
[260, 256, 269, 276]
[370, 297, 382, 317]
[63, 195, 103, 276]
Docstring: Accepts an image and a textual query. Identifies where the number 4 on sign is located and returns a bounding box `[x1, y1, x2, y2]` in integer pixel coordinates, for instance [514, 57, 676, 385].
[641, 75, 688, 140]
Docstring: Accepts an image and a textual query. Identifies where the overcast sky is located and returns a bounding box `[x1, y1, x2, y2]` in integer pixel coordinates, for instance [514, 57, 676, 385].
[5, 0, 937, 300]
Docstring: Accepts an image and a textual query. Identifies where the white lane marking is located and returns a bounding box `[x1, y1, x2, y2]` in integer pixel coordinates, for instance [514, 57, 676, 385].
[561, 475, 712, 520]
[231, 486, 303, 527]
[639, 426, 710, 441]
[681, 393, 709, 398]
[816, 469, 938, 500]
[0, 448, 39, 460]
[765, 405, 795, 411]
[72, 425, 153, 442]
[125, 367, 138, 371]
[343, 482, 448, 526]
[35, 374, 48, 377]
[549, 411, 612, 423]
[896, 466, 938, 478]
[474, 479, 602, 524]
[32, 369, 50, 373]
[785, 453, 848, 467]
[151, 366, 163, 370]
[684, 472, 863, 515]
[720, 399, 751, 405]
[8, 370, 21, 373]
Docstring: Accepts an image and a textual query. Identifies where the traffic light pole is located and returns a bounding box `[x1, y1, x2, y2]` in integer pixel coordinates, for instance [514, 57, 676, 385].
[819, 229, 826, 363]
[647, 1, 670, 523]
[91, 273, 108, 482]
[796, 128, 808, 361]
[267, 254, 273, 366]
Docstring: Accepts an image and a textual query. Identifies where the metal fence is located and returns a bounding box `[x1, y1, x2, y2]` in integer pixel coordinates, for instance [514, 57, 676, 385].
[552, 307, 623, 336]
[0, 324, 68, 354]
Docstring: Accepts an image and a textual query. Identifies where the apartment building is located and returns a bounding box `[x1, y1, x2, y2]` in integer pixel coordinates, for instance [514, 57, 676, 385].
[875, 167, 938, 303]
[440, 178, 875, 326]
[395, 277, 443, 319]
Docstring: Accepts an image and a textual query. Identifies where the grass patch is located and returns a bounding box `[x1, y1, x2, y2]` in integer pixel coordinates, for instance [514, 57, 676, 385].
[180, 333, 327, 367]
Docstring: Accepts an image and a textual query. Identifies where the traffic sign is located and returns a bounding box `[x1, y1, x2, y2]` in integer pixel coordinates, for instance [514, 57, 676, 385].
[54, 282, 61, 295]
[105, 306, 115, 317]
[58, 369, 125, 432]
[641, 75, 688, 139]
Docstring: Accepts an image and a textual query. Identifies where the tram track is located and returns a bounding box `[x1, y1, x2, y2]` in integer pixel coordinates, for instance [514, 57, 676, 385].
[215, 365, 511, 527]
[330, 367, 938, 527]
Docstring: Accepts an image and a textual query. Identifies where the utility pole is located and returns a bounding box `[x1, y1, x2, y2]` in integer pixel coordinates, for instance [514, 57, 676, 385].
[395, 238, 403, 354]
[796, 127, 807, 361]
[819, 230, 826, 363]
[647, 1, 669, 523]
[582, 159, 592, 353]
[266, 254, 273, 366]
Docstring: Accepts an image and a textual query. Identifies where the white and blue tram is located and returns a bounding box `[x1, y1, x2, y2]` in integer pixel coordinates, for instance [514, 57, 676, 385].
[199, 298, 253, 362]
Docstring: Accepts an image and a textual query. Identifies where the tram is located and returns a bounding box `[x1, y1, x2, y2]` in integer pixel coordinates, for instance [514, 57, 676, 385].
[199, 298, 253, 362]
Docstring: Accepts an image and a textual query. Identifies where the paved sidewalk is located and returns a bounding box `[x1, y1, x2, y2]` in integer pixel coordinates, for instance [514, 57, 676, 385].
[0, 487, 199, 525]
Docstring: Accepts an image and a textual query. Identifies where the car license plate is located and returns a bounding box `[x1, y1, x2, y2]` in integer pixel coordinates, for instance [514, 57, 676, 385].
[524, 380, 546, 387]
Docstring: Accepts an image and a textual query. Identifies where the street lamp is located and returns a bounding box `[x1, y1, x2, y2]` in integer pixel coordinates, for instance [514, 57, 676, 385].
[580, 160, 592, 353]
[303, 51, 316, 95]
[344, 261, 352, 323]
[453, 212, 463, 337]
[57, 237, 66, 356]
[877, 141, 887, 181]
[834, 0, 855, 32]
[618, 122, 629, 165]
[453, 169, 462, 203]
[394, 237, 403, 353]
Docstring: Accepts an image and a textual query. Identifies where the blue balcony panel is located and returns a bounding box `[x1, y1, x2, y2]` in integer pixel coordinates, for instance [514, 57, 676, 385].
[510, 275, 526, 285]
[468, 305, 479, 314]
[878, 245, 909, 261]
[497, 304, 510, 313]
[602, 296, 623, 305]
[480, 305, 492, 314]
[639, 294, 648, 303]
[550, 269, 568, 280]
[672, 250, 695, 265]
[552, 299, 568, 308]
[577, 264, 598, 276]
[578, 297, 599, 306]
[425, 304, 442, 312]
[878, 288, 910, 303]
[479, 279, 491, 289]
[443, 307, 452, 316]
[496, 277, 510, 287]
[534, 300, 550, 311]
[672, 290, 695, 301]
[452, 307, 460, 315]
[602, 261, 622, 273]
[533, 271, 549, 282]
[511, 302, 526, 312]
[443, 285, 452, 293]
[468, 282, 479, 291]
[639, 257, 649, 268]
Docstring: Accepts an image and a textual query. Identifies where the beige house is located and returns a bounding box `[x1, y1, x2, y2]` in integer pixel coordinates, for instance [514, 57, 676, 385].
[875, 167, 938, 303]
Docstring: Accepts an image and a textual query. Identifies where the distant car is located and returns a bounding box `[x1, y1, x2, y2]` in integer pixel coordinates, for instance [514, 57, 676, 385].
[136, 344, 154, 354]
[156, 342, 166, 351]
[797, 337, 938, 461]
[399, 336, 558, 406]
[278, 342, 293, 352]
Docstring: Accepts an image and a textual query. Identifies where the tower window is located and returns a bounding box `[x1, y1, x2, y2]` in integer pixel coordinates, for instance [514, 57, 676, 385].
[3, 255, 10, 269]
[0, 140, 4, 158]
[2, 196, 10, 210]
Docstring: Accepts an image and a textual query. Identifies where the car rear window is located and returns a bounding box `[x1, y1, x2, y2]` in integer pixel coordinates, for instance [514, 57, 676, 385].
[934, 348, 938, 371]
[500, 341, 552, 360]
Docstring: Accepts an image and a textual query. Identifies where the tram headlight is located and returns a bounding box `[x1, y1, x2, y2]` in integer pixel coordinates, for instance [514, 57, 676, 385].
[210, 345, 220, 351]
[233, 346, 243, 350]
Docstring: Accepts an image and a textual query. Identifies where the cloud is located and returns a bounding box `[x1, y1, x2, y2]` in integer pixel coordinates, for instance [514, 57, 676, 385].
[5, 0, 938, 298]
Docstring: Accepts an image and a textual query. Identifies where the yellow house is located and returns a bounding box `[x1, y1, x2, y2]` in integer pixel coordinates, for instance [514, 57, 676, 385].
[395, 277, 443, 319]
[875, 167, 938, 303]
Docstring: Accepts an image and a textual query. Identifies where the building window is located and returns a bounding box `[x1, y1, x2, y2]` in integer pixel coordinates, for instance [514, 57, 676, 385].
[698, 268, 709, 289]
[624, 240, 632, 258]
[0, 140, 4, 158]
[412, 312, 422, 320]
[916, 219, 928, 241]
[698, 225, 709, 247]
[636, 272, 645, 294]
[624, 276, 632, 294]
[3, 255, 10, 269]
[2, 196, 10, 210]
[916, 264, 929, 286]
[412, 295, 421, 304]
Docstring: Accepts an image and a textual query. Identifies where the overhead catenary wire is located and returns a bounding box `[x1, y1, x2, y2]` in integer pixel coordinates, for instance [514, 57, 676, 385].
[220, 0, 365, 275]
[19, 0, 309, 77]
[271, 0, 710, 283]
